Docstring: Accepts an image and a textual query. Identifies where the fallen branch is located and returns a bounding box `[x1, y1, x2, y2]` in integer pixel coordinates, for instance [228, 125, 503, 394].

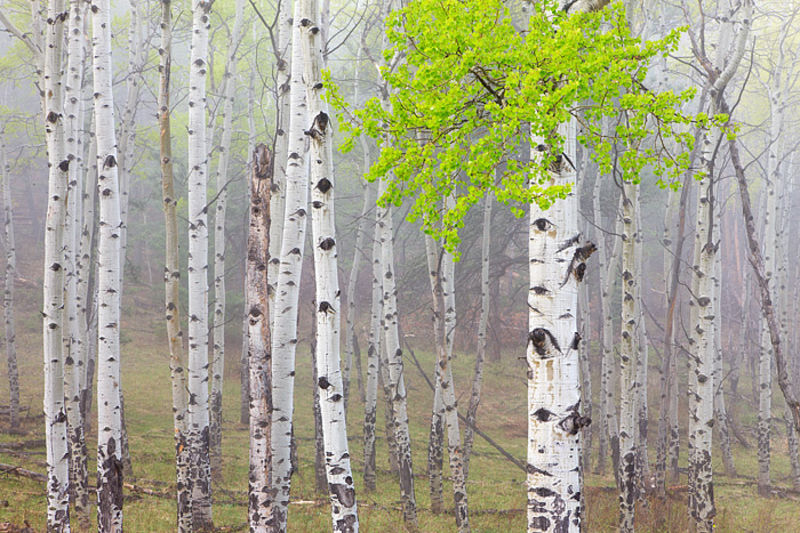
[0, 463, 46, 483]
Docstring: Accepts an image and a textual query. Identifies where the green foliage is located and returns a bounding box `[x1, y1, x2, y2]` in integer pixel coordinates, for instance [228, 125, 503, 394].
[327, 0, 710, 250]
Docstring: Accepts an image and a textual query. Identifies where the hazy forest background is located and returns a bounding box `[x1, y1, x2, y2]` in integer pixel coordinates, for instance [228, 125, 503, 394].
[1, 0, 800, 531]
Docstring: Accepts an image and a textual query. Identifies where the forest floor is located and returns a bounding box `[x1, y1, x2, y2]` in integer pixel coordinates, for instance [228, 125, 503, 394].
[1, 288, 800, 531]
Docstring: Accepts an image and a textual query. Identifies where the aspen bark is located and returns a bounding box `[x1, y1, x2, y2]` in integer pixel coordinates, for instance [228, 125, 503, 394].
[270, 0, 310, 526]
[209, 0, 246, 479]
[426, 232, 445, 515]
[363, 218, 383, 492]
[300, 7, 359, 529]
[687, 126, 716, 533]
[0, 145, 18, 432]
[42, 0, 71, 529]
[186, 0, 214, 526]
[246, 145, 273, 531]
[92, 0, 125, 525]
[158, 0, 192, 526]
[527, 125, 593, 533]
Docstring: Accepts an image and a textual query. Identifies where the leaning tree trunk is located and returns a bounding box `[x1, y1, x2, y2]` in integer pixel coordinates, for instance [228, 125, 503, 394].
[246, 145, 274, 531]
[42, 0, 70, 529]
[270, 1, 310, 528]
[527, 124, 594, 533]
[463, 193, 492, 477]
[92, 0, 125, 526]
[0, 143, 19, 433]
[209, 0, 245, 480]
[687, 127, 716, 533]
[158, 0, 192, 526]
[300, 7, 359, 529]
[618, 179, 638, 533]
[186, 0, 214, 526]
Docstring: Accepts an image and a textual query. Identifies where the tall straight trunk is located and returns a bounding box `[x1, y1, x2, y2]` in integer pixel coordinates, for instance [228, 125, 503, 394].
[209, 0, 246, 479]
[378, 175, 418, 526]
[246, 145, 274, 531]
[687, 127, 716, 533]
[527, 123, 592, 532]
[186, 0, 214, 526]
[634, 195, 649, 488]
[310, 301, 328, 494]
[426, 233, 445, 515]
[158, 0, 192, 526]
[618, 180, 638, 533]
[269, 0, 291, 331]
[300, 8, 359, 529]
[363, 216, 382, 492]
[425, 230, 469, 532]
[79, 132, 97, 434]
[63, 0, 89, 523]
[464, 194, 492, 477]
[0, 145, 18, 430]
[92, 0, 124, 526]
[270, 1, 309, 527]
[42, 0, 70, 529]
[241, 50, 258, 427]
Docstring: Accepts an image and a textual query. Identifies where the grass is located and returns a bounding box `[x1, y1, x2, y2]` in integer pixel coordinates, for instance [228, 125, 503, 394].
[1, 288, 800, 531]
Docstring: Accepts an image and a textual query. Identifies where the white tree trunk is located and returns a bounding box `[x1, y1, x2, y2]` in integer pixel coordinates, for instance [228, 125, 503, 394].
[42, 0, 71, 528]
[0, 144, 18, 431]
[247, 145, 274, 532]
[63, 0, 89, 522]
[363, 216, 382, 492]
[300, 7, 359, 529]
[618, 180, 638, 533]
[687, 125, 716, 533]
[92, 0, 124, 526]
[209, 0, 245, 479]
[270, 0, 309, 526]
[186, 0, 213, 525]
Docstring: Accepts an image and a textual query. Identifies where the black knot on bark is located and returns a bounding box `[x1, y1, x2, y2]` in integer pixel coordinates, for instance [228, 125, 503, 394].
[558, 411, 592, 435]
[299, 17, 313, 27]
[249, 306, 262, 318]
[58, 159, 70, 172]
[528, 327, 560, 356]
[533, 407, 554, 421]
[319, 237, 335, 251]
[104, 154, 117, 168]
[312, 200, 323, 209]
[46, 111, 59, 123]
[532, 218, 552, 231]
[319, 301, 335, 314]
[318, 376, 330, 389]
[571, 332, 581, 350]
[316, 177, 332, 193]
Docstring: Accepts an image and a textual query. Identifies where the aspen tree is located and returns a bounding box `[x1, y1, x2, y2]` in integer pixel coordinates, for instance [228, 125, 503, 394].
[42, 0, 71, 528]
[186, 0, 214, 525]
[270, 0, 310, 526]
[0, 144, 18, 431]
[210, 0, 246, 479]
[91, 0, 125, 524]
[246, 145, 274, 532]
[300, 4, 359, 528]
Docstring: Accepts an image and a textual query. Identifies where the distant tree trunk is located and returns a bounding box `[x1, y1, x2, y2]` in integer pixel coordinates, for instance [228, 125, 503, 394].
[270, 1, 309, 527]
[209, 0, 246, 480]
[42, 0, 71, 529]
[79, 133, 97, 435]
[425, 233, 445, 515]
[92, 0, 125, 526]
[687, 126, 716, 533]
[634, 194, 649, 490]
[246, 145, 274, 531]
[310, 301, 328, 494]
[0, 144, 18, 431]
[363, 218, 383, 492]
[158, 0, 192, 526]
[618, 179, 638, 533]
[463, 194, 492, 477]
[300, 7, 359, 529]
[186, 0, 214, 526]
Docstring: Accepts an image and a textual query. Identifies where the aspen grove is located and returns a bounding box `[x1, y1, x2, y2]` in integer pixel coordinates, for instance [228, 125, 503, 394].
[4, 0, 800, 532]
